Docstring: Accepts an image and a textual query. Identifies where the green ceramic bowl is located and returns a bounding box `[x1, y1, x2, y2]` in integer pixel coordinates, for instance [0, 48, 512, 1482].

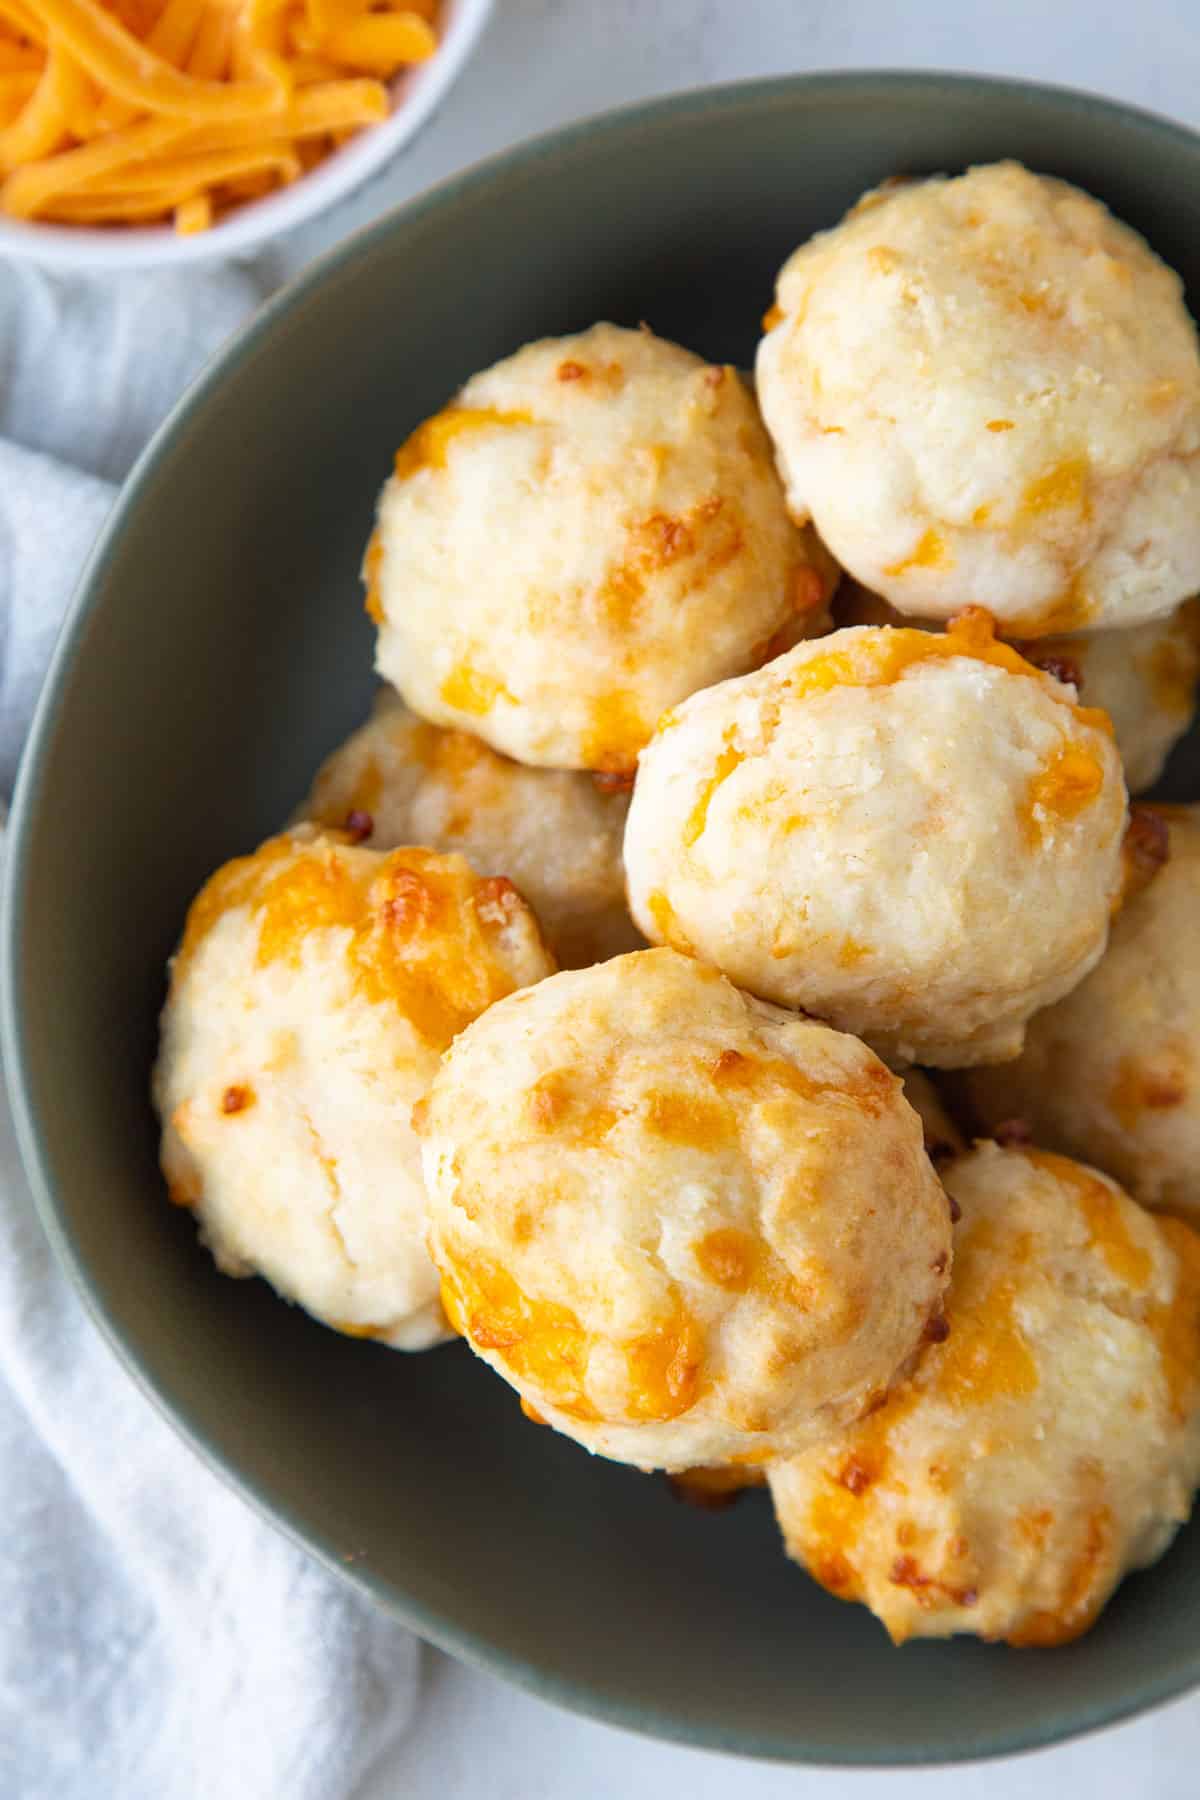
[7, 72, 1200, 1766]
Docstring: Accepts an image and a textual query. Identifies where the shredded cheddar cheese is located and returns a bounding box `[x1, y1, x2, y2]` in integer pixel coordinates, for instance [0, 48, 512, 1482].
[0, 0, 437, 231]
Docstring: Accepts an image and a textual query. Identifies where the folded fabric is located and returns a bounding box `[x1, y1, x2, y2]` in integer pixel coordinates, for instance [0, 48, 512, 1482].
[0, 261, 421, 1800]
[0, 441, 114, 794]
[0, 261, 273, 482]
[0, 261, 277, 791]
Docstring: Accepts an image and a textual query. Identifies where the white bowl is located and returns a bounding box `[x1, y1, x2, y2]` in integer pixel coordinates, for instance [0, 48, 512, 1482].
[0, 0, 492, 271]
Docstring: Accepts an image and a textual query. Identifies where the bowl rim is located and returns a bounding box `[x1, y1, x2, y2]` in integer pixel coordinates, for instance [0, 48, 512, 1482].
[7, 67, 1200, 1766]
[0, 0, 493, 272]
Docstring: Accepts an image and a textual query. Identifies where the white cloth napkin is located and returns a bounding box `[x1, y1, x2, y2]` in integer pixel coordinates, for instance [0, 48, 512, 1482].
[0, 264, 420, 1800]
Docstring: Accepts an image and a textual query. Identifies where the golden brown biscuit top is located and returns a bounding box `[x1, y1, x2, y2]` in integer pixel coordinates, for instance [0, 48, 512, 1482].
[176, 830, 552, 1045]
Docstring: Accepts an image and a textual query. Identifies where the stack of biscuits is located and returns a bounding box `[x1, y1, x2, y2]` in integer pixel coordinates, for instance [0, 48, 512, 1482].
[156, 161, 1200, 1649]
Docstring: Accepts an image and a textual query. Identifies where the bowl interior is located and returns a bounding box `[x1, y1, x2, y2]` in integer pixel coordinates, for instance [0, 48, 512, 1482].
[8, 73, 1200, 1765]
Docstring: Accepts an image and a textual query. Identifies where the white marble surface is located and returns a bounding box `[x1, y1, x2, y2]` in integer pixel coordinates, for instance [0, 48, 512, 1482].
[282, 0, 1200, 276]
[281, 3, 1200, 1791]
